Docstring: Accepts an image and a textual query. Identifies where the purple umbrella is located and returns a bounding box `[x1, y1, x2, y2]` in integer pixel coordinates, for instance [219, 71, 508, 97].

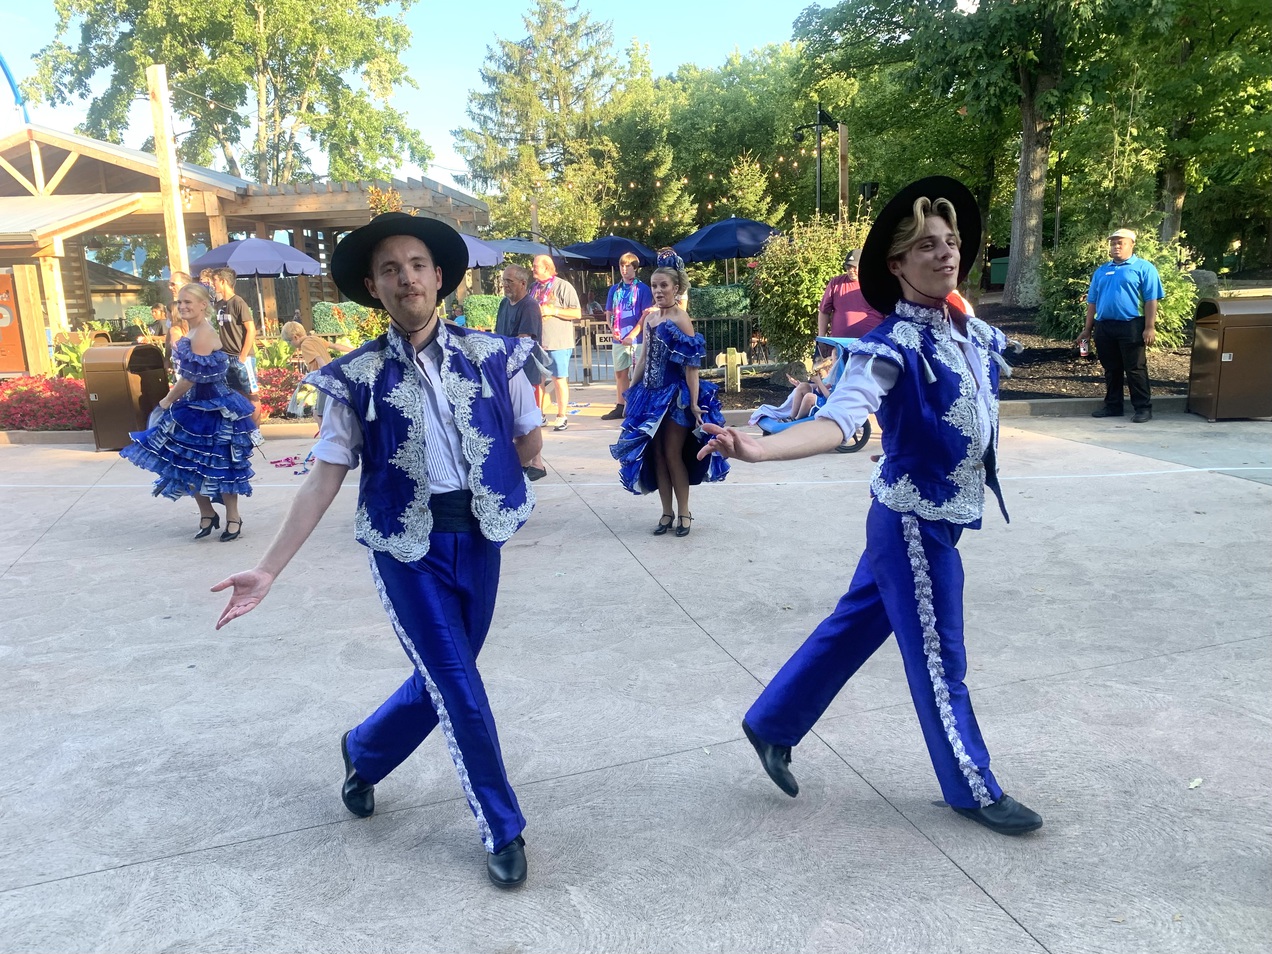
[460, 234, 504, 268]
[189, 238, 322, 276]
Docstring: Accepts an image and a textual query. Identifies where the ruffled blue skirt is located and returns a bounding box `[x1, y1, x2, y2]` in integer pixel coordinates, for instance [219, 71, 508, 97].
[610, 378, 730, 495]
[120, 382, 257, 501]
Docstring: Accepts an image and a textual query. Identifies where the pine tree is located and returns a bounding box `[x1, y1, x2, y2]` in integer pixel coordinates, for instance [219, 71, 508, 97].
[719, 152, 788, 225]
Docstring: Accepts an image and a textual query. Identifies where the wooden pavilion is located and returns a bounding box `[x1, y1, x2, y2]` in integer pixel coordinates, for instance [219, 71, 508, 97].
[0, 124, 489, 374]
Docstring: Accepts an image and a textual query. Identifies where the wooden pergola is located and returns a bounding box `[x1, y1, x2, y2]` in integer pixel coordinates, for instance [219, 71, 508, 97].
[0, 124, 489, 374]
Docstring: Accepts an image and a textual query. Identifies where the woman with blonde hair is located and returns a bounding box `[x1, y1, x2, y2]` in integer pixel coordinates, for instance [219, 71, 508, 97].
[120, 282, 257, 541]
[609, 263, 728, 536]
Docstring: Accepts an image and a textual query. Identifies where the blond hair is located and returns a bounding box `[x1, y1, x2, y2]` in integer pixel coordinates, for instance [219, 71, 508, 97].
[887, 197, 961, 261]
[281, 321, 306, 340]
[651, 265, 689, 295]
[178, 282, 213, 308]
[618, 252, 640, 268]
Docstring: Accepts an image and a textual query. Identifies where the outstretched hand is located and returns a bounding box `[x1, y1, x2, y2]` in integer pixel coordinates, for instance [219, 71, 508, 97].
[211, 568, 276, 630]
[697, 423, 765, 463]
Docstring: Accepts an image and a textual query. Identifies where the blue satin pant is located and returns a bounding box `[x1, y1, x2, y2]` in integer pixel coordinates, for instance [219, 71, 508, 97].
[345, 535, 525, 853]
[746, 501, 1003, 809]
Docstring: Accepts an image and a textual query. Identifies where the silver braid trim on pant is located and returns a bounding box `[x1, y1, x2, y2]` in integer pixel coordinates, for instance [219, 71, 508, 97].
[368, 551, 495, 851]
[900, 515, 995, 808]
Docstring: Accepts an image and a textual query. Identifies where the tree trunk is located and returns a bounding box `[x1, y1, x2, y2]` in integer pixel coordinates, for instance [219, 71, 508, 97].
[1003, 72, 1054, 306]
[1159, 157, 1187, 243]
[255, 3, 268, 185]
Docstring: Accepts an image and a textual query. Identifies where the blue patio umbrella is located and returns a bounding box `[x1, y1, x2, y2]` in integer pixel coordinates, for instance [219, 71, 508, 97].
[487, 237, 588, 261]
[460, 233, 504, 268]
[189, 238, 322, 276]
[672, 217, 778, 263]
[561, 234, 656, 268]
[190, 239, 322, 332]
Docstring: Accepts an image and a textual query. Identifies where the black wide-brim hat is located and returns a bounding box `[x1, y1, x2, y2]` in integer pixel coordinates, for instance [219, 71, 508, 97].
[331, 212, 469, 309]
[858, 176, 981, 315]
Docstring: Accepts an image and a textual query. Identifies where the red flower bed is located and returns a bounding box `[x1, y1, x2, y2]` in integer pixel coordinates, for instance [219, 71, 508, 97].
[0, 376, 92, 431]
[257, 366, 304, 419]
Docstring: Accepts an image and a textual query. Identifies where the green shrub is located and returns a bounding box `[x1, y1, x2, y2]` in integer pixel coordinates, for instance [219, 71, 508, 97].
[311, 300, 381, 344]
[1038, 234, 1197, 348]
[689, 283, 752, 318]
[747, 219, 849, 362]
[54, 338, 93, 379]
[254, 337, 294, 371]
[461, 294, 501, 331]
[124, 304, 153, 325]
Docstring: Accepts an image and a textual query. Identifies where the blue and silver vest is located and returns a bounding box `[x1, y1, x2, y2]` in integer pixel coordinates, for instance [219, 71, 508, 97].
[307, 322, 536, 562]
[848, 300, 1011, 528]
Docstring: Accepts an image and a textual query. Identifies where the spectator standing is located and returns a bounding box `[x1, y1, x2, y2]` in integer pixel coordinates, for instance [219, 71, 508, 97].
[530, 254, 581, 431]
[209, 267, 261, 423]
[1078, 228, 1163, 423]
[818, 249, 884, 342]
[602, 252, 653, 421]
[497, 264, 550, 481]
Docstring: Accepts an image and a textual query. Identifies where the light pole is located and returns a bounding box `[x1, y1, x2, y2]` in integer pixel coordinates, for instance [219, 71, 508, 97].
[793, 103, 839, 216]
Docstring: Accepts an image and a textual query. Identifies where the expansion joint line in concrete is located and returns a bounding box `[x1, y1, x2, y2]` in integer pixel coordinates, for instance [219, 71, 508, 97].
[0, 469, 114, 583]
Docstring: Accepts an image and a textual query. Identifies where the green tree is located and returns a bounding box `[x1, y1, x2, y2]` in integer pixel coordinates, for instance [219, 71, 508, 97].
[718, 152, 789, 225]
[799, 0, 1149, 306]
[25, 0, 430, 184]
[599, 44, 695, 248]
[454, 0, 617, 242]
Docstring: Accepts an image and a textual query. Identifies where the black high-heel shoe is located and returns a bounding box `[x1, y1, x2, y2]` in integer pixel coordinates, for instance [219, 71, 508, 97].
[675, 513, 694, 537]
[219, 519, 242, 542]
[194, 514, 220, 539]
[653, 513, 674, 536]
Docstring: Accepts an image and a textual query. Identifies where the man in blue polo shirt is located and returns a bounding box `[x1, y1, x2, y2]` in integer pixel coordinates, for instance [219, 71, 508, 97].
[1078, 228, 1164, 423]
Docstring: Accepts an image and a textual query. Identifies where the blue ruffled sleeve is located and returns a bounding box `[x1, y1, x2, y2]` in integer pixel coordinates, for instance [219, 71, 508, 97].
[176, 339, 230, 383]
[663, 322, 707, 368]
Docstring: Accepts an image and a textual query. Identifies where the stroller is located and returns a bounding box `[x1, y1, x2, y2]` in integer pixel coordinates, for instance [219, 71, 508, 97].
[750, 336, 872, 454]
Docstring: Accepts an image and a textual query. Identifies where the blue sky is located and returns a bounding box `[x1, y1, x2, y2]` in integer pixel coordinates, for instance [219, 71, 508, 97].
[0, 0, 822, 190]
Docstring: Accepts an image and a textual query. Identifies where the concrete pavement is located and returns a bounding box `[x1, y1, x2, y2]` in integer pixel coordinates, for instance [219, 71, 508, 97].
[0, 409, 1269, 953]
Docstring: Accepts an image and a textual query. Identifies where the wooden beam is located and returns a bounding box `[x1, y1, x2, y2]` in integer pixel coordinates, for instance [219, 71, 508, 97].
[205, 194, 229, 247]
[38, 256, 70, 335]
[44, 150, 80, 195]
[0, 155, 38, 196]
[28, 140, 46, 193]
[11, 263, 50, 374]
[145, 63, 190, 275]
[292, 227, 313, 330]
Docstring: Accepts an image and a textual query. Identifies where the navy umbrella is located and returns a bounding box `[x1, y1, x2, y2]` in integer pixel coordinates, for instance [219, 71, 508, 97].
[672, 217, 778, 264]
[189, 238, 321, 276]
[561, 234, 656, 268]
[460, 233, 504, 268]
[487, 237, 588, 261]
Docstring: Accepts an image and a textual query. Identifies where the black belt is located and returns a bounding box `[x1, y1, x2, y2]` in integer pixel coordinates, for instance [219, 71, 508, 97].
[429, 489, 479, 532]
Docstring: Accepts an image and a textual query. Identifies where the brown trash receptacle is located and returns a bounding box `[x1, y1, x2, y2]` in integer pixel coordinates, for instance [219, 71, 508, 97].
[82, 344, 170, 451]
[1187, 296, 1272, 422]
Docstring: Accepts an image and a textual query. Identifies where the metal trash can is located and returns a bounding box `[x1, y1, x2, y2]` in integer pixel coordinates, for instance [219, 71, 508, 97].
[1187, 296, 1272, 422]
[989, 256, 1010, 286]
[82, 344, 169, 451]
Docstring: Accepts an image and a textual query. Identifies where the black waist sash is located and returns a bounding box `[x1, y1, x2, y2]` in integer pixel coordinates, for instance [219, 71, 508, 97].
[429, 489, 479, 533]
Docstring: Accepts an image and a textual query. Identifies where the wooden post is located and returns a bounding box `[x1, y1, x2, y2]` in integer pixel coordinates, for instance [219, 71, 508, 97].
[205, 194, 230, 248]
[725, 347, 743, 393]
[37, 256, 70, 335]
[254, 220, 278, 335]
[292, 227, 313, 330]
[145, 64, 190, 275]
[838, 123, 850, 226]
[12, 263, 50, 374]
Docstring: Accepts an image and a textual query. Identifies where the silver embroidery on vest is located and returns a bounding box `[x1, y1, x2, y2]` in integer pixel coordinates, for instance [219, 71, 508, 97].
[901, 514, 994, 807]
[368, 552, 495, 850]
[438, 350, 535, 543]
[354, 376, 435, 562]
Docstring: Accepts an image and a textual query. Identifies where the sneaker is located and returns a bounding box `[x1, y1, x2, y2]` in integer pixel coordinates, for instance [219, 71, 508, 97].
[600, 405, 625, 420]
[553, 418, 569, 431]
[1090, 407, 1123, 418]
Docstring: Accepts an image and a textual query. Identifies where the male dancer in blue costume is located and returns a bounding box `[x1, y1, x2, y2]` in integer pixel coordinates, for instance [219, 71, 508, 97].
[700, 177, 1043, 835]
[214, 213, 544, 886]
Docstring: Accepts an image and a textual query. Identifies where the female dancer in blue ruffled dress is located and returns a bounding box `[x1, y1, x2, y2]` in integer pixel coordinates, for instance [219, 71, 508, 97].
[610, 264, 728, 536]
[120, 282, 256, 541]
